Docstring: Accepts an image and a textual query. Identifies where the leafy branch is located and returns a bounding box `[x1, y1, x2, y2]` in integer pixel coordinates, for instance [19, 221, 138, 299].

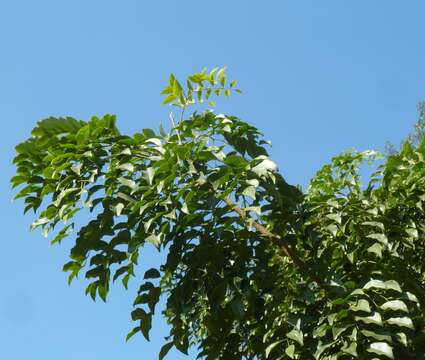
[160, 67, 241, 108]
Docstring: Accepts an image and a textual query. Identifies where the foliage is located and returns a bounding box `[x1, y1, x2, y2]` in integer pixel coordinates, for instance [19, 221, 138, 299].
[11, 68, 425, 359]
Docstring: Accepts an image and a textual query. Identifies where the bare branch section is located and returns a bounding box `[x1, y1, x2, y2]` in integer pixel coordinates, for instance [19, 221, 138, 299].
[224, 197, 325, 288]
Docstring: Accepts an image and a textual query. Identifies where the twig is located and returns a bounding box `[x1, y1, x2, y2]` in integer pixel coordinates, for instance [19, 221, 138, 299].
[169, 112, 181, 145]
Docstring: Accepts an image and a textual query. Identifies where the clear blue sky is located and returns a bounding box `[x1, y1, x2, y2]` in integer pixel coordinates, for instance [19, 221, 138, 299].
[2, 1, 425, 359]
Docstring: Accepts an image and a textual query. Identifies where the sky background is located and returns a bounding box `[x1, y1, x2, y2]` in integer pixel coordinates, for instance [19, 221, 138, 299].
[2, 1, 425, 359]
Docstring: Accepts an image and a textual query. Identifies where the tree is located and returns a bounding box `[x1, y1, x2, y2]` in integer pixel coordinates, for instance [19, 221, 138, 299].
[11, 68, 425, 359]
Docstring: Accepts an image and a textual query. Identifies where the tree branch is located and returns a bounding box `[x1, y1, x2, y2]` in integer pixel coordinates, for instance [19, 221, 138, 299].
[223, 197, 326, 288]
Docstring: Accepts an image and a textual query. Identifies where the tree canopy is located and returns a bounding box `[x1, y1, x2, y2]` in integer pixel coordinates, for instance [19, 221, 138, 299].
[12, 68, 425, 359]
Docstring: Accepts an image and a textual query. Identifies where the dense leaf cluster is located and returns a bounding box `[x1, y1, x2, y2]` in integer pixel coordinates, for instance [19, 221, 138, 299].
[12, 71, 425, 359]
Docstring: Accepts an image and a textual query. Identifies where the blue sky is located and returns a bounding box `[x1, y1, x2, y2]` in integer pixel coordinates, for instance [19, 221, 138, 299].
[2, 1, 425, 359]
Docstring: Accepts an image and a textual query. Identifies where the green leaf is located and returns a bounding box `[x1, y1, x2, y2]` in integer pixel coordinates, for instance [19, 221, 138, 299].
[332, 325, 349, 339]
[380, 300, 408, 313]
[242, 185, 256, 200]
[355, 312, 383, 326]
[360, 330, 392, 343]
[287, 329, 303, 346]
[406, 292, 419, 303]
[341, 342, 357, 357]
[31, 117, 84, 137]
[126, 326, 140, 342]
[131, 308, 152, 340]
[98, 284, 108, 302]
[146, 167, 156, 185]
[326, 213, 341, 224]
[367, 233, 388, 245]
[265, 340, 284, 358]
[363, 279, 402, 292]
[326, 224, 338, 236]
[367, 342, 394, 359]
[146, 233, 161, 247]
[367, 243, 383, 257]
[31, 217, 50, 229]
[216, 67, 226, 80]
[159, 342, 174, 360]
[350, 299, 371, 313]
[285, 344, 295, 359]
[144, 268, 161, 279]
[118, 177, 136, 190]
[362, 221, 385, 231]
[50, 224, 73, 245]
[386, 317, 414, 329]
[113, 203, 125, 216]
[162, 94, 177, 105]
[406, 228, 418, 238]
[71, 163, 82, 175]
[118, 163, 135, 172]
[113, 265, 130, 282]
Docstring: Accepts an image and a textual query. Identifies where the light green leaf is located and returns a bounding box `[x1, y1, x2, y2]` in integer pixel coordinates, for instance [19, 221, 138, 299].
[287, 329, 303, 346]
[246, 179, 259, 187]
[146, 138, 162, 146]
[385, 280, 403, 292]
[113, 203, 125, 216]
[146, 167, 155, 185]
[246, 206, 261, 216]
[251, 159, 278, 176]
[386, 317, 414, 329]
[118, 163, 134, 172]
[341, 341, 357, 357]
[332, 325, 348, 339]
[117, 192, 136, 203]
[363, 279, 402, 292]
[350, 289, 365, 296]
[181, 202, 189, 214]
[406, 292, 419, 303]
[71, 163, 82, 175]
[380, 300, 408, 313]
[146, 233, 161, 247]
[31, 217, 50, 229]
[406, 228, 418, 238]
[367, 342, 394, 359]
[367, 243, 383, 257]
[362, 221, 385, 231]
[326, 213, 341, 224]
[265, 340, 284, 358]
[361, 330, 392, 343]
[222, 124, 231, 133]
[118, 177, 136, 190]
[326, 224, 338, 236]
[164, 209, 176, 220]
[355, 312, 382, 326]
[120, 148, 132, 155]
[285, 344, 295, 359]
[367, 233, 388, 245]
[50, 224, 73, 245]
[350, 299, 371, 313]
[396, 332, 408, 346]
[367, 208, 379, 216]
[242, 186, 256, 200]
